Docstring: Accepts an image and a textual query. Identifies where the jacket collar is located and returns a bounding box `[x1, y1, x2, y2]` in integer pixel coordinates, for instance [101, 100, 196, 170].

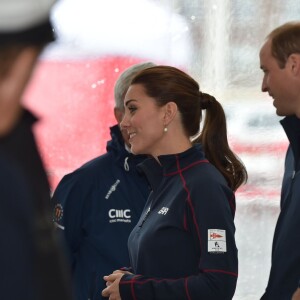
[137, 144, 207, 191]
[107, 124, 147, 170]
[280, 115, 300, 167]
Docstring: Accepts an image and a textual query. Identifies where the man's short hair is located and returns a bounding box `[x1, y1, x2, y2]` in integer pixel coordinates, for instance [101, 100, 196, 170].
[268, 21, 300, 68]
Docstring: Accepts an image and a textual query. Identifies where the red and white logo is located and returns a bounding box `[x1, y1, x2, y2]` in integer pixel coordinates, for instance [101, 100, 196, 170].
[208, 229, 227, 253]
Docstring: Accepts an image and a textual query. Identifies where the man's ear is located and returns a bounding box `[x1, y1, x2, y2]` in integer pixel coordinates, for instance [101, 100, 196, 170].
[163, 101, 178, 126]
[114, 107, 124, 124]
[287, 53, 300, 76]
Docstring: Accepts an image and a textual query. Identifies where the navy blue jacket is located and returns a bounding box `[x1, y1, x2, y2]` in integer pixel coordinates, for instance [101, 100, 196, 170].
[120, 145, 238, 300]
[0, 109, 72, 300]
[52, 125, 150, 300]
[261, 115, 300, 300]
[0, 115, 37, 300]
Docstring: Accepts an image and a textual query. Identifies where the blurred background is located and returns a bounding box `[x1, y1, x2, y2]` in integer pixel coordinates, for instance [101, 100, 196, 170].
[23, 0, 299, 299]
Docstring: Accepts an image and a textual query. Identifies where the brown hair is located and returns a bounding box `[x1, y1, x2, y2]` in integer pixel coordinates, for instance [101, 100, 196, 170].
[268, 21, 300, 68]
[131, 65, 247, 191]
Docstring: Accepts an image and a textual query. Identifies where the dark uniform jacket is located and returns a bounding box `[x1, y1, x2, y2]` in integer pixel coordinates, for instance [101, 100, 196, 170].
[52, 125, 150, 300]
[120, 144, 238, 300]
[0, 109, 72, 300]
[261, 115, 300, 300]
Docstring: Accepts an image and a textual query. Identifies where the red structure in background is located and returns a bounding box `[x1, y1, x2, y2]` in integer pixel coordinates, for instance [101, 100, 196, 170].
[24, 56, 143, 191]
[23, 55, 288, 200]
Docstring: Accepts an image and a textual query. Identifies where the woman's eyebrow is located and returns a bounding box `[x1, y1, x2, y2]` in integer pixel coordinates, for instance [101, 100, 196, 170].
[124, 99, 137, 107]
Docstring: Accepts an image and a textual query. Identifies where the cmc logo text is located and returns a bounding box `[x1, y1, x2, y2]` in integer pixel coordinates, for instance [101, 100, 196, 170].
[109, 209, 131, 219]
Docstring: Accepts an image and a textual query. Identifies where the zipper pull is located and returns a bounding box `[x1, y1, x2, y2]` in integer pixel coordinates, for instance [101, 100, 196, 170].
[124, 157, 129, 171]
[139, 206, 151, 227]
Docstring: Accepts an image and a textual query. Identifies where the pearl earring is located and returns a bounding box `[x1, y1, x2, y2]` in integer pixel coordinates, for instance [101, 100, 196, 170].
[164, 127, 168, 133]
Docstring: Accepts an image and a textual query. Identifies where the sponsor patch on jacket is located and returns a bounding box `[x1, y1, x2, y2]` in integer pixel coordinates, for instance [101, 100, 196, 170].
[108, 209, 131, 223]
[158, 207, 169, 215]
[105, 179, 121, 199]
[53, 203, 64, 222]
[208, 229, 227, 253]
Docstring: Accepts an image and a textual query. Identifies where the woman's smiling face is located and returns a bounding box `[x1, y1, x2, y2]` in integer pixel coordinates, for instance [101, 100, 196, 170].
[120, 84, 167, 157]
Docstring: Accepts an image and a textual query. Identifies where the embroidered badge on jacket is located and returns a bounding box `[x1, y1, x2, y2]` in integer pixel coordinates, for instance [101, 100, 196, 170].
[208, 229, 227, 253]
[53, 203, 64, 222]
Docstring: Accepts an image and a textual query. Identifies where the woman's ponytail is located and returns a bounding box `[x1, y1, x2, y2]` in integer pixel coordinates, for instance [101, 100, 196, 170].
[194, 93, 247, 191]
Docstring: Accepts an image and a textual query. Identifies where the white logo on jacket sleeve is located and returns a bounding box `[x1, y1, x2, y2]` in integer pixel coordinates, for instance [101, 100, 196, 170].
[208, 229, 227, 253]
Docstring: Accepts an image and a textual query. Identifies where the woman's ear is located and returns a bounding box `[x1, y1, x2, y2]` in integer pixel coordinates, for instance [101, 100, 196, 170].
[163, 101, 178, 125]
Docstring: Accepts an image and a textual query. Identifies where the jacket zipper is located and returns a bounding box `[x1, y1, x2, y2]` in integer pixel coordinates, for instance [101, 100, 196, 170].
[139, 206, 151, 227]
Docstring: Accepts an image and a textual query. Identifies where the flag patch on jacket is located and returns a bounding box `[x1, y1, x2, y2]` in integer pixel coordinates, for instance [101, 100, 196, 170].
[208, 229, 227, 253]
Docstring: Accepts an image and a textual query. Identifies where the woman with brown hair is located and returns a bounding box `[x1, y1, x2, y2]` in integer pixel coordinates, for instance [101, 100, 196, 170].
[102, 65, 247, 300]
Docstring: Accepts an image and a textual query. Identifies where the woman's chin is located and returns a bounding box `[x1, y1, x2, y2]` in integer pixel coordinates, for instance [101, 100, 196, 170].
[131, 146, 146, 156]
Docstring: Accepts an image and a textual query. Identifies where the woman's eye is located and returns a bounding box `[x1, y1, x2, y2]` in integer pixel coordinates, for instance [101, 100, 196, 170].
[128, 106, 137, 113]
